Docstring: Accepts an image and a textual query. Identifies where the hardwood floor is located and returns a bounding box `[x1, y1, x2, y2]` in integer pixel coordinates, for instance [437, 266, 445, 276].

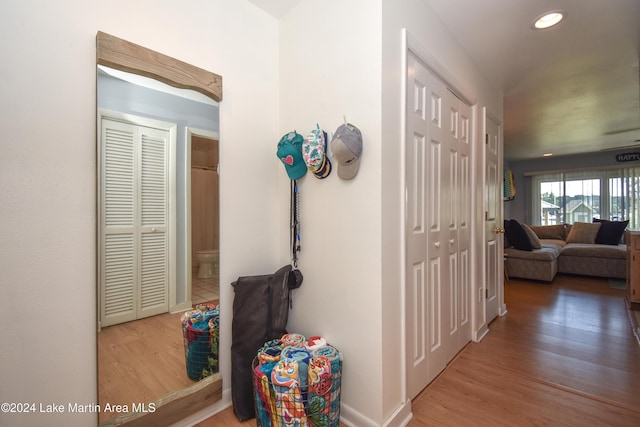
[410, 275, 640, 426]
[198, 275, 640, 426]
[98, 296, 219, 424]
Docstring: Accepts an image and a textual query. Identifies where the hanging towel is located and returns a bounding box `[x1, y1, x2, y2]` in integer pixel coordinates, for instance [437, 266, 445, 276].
[306, 355, 332, 426]
[311, 345, 342, 427]
[504, 168, 516, 201]
[271, 359, 308, 427]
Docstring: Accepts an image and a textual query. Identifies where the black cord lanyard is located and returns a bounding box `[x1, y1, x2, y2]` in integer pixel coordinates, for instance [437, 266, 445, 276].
[290, 179, 301, 268]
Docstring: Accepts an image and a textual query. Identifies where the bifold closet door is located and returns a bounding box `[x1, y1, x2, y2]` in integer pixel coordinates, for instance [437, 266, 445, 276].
[405, 51, 471, 399]
[100, 118, 169, 327]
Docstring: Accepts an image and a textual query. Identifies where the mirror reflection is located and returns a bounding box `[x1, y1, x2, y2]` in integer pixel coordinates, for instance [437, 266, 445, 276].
[96, 32, 222, 426]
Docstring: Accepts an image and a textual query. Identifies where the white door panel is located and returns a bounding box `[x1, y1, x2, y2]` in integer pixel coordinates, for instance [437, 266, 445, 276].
[100, 117, 171, 327]
[485, 114, 502, 323]
[406, 52, 472, 399]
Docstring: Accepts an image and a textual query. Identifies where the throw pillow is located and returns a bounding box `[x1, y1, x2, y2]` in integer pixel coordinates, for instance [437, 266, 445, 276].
[505, 219, 533, 251]
[522, 224, 542, 249]
[503, 220, 512, 248]
[566, 222, 601, 244]
[593, 218, 628, 245]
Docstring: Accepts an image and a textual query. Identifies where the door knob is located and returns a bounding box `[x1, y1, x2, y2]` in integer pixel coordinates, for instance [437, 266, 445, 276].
[494, 227, 505, 234]
[435, 241, 440, 248]
[449, 239, 455, 245]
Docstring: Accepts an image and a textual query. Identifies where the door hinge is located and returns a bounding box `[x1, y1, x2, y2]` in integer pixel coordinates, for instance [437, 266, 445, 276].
[485, 134, 489, 144]
[485, 211, 488, 221]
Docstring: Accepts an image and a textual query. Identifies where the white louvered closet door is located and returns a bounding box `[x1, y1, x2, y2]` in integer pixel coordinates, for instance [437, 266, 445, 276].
[100, 118, 169, 327]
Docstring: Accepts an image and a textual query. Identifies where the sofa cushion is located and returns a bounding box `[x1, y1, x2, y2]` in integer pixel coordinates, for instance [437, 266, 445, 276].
[540, 238, 566, 247]
[560, 243, 626, 260]
[593, 219, 628, 245]
[566, 222, 601, 244]
[529, 224, 566, 240]
[522, 224, 542, 249]
[505, 243, 563, 261]
[505, 219, 533, 251]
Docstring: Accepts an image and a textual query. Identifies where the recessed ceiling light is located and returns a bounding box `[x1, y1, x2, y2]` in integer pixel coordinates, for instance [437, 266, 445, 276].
[532, 10, 566, 30]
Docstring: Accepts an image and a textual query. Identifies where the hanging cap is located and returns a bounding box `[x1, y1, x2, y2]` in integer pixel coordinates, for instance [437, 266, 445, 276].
[276, 131, 307, 180]
[302, 126, 332, 179]
[330, 123, 362, 180]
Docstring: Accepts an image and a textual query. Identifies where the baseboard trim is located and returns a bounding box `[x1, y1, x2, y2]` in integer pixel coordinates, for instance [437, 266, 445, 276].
[340, 400, 412, 427]
[177, 388, 414, 427]
[340, 402, 379, 427]
[383, 401, 413, 427]
[474, 325, 490, 342]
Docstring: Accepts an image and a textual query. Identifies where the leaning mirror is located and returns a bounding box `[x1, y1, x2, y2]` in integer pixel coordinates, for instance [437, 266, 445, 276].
[96, 32, 222, 426]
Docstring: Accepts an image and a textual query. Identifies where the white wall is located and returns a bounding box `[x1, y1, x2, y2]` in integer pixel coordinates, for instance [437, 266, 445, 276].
[0, 1, 279, 426]
[278, 0, 503, 425]
[278, 0, 385, 425]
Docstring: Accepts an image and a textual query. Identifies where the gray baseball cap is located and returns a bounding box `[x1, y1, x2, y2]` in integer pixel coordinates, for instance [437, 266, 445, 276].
[330, 123, 362, 179]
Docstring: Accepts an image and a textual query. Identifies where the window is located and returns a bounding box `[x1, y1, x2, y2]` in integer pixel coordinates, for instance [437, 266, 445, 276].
[532, 167, 640, 227]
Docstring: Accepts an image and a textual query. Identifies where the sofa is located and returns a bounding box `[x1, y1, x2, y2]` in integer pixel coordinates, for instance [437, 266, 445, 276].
[504, 220, 628, 282]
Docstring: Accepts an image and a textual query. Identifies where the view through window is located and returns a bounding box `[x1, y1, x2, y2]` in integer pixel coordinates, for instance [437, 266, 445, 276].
[532, 167, 640, 228]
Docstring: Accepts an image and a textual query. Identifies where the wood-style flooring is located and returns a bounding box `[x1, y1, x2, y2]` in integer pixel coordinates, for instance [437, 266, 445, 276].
[98, 277, 219, 424]
[198, 275, 640, 426]
[410, 275, 640, 426]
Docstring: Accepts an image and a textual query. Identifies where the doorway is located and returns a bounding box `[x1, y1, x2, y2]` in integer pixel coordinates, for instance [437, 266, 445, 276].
[188, 128, 220, 305]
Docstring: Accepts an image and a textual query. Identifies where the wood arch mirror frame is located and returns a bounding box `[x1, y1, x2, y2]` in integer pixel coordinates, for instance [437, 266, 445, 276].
[96, 31, 223, 427]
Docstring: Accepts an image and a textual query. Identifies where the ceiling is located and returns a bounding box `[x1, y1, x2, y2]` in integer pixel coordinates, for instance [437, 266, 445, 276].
[250, 0, 640, 162]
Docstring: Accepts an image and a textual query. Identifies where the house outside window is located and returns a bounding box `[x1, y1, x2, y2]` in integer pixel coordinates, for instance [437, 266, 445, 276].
[532, 167, 640, 228]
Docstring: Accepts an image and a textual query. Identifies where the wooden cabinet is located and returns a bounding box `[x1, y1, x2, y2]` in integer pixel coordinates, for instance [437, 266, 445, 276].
[626, 231, 640, 307]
